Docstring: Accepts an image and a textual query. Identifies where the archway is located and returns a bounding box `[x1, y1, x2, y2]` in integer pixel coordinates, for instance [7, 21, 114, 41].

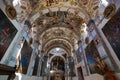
[50, 56, 65, 71]
[50, 56, 65, 80]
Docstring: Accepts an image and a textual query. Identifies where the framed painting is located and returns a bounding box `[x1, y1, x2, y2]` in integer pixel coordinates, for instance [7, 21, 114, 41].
[85, 40, 100, 74]
[102, 8, 120, 61]
[87, 20, 97, 37]
[0, 9, 17, 60]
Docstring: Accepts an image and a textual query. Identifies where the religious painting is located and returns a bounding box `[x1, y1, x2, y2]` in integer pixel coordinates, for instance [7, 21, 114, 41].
[17, 41, 32, 74]
[87, 20, 97, 37]
[0, 9, 17, 60]
[85, 40, 100, 74]
[5, 5, 17, 19]
[103, 4, 116, 19]
[102, 8, 120, 60]
[97, 45, 107, 59]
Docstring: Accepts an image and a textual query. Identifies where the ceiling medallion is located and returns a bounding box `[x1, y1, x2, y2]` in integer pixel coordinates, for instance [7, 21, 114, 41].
[103, 4, 116, 19]
[5, 5, 17, 19]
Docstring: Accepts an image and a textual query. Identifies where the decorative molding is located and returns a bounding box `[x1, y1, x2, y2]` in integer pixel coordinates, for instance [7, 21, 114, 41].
[5, 5, 17, 19]
[103, 4, 116, 19]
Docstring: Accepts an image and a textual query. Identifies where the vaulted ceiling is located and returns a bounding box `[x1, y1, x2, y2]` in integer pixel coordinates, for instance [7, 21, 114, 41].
[13, 0, 101, 23]
[4, 0, 105, 55]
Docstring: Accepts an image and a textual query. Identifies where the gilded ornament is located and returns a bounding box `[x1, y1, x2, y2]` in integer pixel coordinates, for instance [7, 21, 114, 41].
[5, 5, 17, 19]
[103, 4, 116, 19]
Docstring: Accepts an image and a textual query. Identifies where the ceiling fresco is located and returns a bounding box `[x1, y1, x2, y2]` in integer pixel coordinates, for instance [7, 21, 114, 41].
[43, 39, 72, 55]
[3, 0, 105, 55]
[49, 47, 67, 55]
[13, 0, 100, 23]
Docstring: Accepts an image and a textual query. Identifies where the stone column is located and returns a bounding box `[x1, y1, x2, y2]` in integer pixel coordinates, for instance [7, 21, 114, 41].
[37, 50, 44, 77]
[47, 62, 50, 80]
[41, 56, 48, 76]
[5, 31, 25, 67]
[78, 39, 91, 76]
[67, 56, 75, 77]
[93, 19, 119, 70]
[65, 61, 69, 80]
[27, 39, 39, 76]
[72, 50, 78, 65]
[27, 48, 37, 76]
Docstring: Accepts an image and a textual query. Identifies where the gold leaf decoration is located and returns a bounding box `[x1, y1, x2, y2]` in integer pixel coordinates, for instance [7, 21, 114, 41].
[103, 4, 116, 19]
[5, 5, 17, 19]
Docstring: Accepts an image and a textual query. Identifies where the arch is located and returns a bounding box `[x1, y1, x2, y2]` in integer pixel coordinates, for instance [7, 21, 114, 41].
[49, 55, 66, 63]
[45, 44, 70, 56]
[43, 38, 73, 55]
[39, 26, 79, 40]
[43, 38, 73, 50]
[30, 6, 86, 24]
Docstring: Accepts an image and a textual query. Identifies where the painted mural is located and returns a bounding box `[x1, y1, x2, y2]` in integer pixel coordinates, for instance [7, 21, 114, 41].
[0, 9, 17, 60]
[17, 41, 32, 74]
[87, 20, 96, 37]
[85, 40, 103, 74]
[102, 8, 120, 60]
